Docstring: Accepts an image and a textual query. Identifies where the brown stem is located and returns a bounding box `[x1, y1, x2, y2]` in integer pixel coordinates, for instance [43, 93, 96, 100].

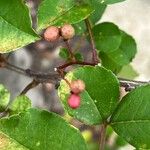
[57, 68, 71, 87]
[119, 78, 150, 91]
[5, 62, 26, 75]
[0, 54, 7, 67]
[64, 40, 76, 62]
[3, 62, 60, 83]
[57, 61, 97, 70]
[56, 61, 96, 87]
[1, 57, 149, 91]
[20, 80, 39, 95]
[99, 123, 107, 150]
[0, 111, 9, 118]
[85, 19, 99, 64]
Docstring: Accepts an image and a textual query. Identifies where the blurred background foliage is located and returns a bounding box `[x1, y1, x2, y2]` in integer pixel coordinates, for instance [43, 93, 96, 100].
[1, 0, 150, 149]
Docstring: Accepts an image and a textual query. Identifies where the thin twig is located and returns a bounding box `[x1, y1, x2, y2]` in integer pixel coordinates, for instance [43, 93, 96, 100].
[119, 77, 149, 84]
[119, 77, 149, 91]
[57, 61, 97, 70]
[99, 123, 107, 150]
[1, 59, 150, 91]
[64, 40, 76, 62]
[3, 62, 60, 83]
[5, 62, 26, 75]
[20, 80, 39, 95]
[25, 69, 60, 83]
[0, 111, 9, 118]
[0, 54, 6, 67]
[85, 19, 99, 63]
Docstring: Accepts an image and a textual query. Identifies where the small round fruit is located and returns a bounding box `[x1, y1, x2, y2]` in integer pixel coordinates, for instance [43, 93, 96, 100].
[44, 26, 60, 42]
[70, 80, 85, 94]
[60, 24, 75, 40]
[68, 94, 80, 109]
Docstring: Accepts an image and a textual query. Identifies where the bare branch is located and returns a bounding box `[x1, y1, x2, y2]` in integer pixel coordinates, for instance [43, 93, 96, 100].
[57, 61, 97, 70]
[1, 57, 150, 92]
[20, 80, 39, 95]
[99, 123, 107, 150]
[64, 39, 76, 62]
[3, 62, 60, 84]
[119, 78, 149, 91]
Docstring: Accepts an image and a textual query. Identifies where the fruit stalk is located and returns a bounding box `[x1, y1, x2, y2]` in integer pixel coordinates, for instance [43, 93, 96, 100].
[85, 19, 99, 64]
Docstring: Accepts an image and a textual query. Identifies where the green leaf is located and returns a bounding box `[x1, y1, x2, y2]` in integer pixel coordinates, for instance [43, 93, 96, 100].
[53, 4, 94, 27]
[0, 84, 10, 112]
[59, 48, 83, 61]
[58, 66, 119, 125]
[73, 22, 86, 35]
[85, 0, 106, 24]
[115, 135, 127, 147]
[119, 31, 137, 61]
[118, 64, 138, 80]
[74, 52, 84, 61]
[0, 0, 39, 53]
[106, 126, 113, 137]
[99, 51, 122, 73]
[93, 22, 122, 52]
[135, 149, 149, 150]
[9, 95, 31, 115]
[59, 48, 69, 60]
[74, 1, 106, 35]
[37, 0, 94, 31]
[0, 108, 87, 150]
[99, 31, 137, 73]
[110, 85, 150, 149]
[100, 0, 126, 4]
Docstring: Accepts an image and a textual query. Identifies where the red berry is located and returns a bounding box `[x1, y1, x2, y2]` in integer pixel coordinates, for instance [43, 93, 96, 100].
[60, 24, 75, 40]
[44, 26, 60, 42]
[70, 80, 85, 94]
[68, 94, 81, 109]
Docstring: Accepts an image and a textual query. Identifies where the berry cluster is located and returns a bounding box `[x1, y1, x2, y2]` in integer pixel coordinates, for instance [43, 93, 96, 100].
[68, 80, 85, 109]
[44, 24, 75, 42]
[44, 24, 84, 109]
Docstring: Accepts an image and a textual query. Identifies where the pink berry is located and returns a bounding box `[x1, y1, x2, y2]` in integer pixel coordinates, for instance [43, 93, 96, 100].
[68, 94, 81, 109]
[44, 26, 60, 42]
[60, 24, 75, 40]
[70, 80, 85, 94]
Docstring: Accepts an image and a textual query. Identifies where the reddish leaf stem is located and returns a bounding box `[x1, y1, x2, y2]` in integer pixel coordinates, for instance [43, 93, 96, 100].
[85, 19, 99, 64]
[64, 39, 76, 62]
[99, 123, 107, 150]
[57, 61, 97, 70]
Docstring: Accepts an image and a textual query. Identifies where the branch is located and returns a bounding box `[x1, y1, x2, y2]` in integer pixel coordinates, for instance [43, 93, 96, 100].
[99, 123, 107, 150]
[57, 61, 97, 70]
[20, 80, 39, 95]
[85, 19, 99, 63]
[4, 62, 60, 84]
[119, 77, 150, 91]
[64, 39, 76, 62]
[1, 59, 150, 91]
[5, 62, 26, 75]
